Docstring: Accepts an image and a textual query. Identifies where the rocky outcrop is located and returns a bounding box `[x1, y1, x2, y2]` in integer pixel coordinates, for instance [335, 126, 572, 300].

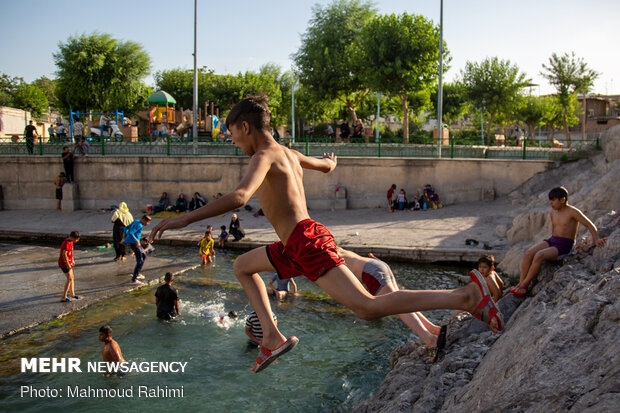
[355, 128, 620, 412]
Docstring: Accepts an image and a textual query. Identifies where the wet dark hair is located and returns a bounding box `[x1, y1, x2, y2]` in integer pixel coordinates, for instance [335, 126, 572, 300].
[99, 325, 112, 335]
[548, 186, 568, 201]
[225, 94, 271, 132]
[70, 231, 80, 239]
[478, 255, 495, 268]
[165, 272, 173, 282]
[227, 310, 238, 319]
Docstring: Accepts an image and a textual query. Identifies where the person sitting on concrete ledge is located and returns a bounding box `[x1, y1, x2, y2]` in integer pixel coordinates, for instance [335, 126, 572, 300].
[150, 192, 169, 214]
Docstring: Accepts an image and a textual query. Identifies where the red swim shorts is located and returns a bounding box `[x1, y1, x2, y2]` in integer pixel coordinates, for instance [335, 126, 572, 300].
[266, 219, 345, 282]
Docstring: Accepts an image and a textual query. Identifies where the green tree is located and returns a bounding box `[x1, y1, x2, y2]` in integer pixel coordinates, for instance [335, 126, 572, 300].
[293, 0, 376, 123]
[0, 72, 23, 107]
[432, 81, 468, 126]
[12, 83, 49, 117]
[461, 57, 530, 141]
[541, 52, 599, 146]
[356, 13, 443, 142]
[32, 76, 57, 109]
[518, 95, 552, 139]
[54, 33, 151, 113]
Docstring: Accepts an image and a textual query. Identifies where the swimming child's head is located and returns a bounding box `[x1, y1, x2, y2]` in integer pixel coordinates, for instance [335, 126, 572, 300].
[225, 94, 271, 133]
[477, 255, 495, 276]
[99, 325, 112, 341]
[227, 310, 238, 319]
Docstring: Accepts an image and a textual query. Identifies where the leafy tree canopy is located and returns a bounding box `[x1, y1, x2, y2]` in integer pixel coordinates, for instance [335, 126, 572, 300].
[293, 0, 377, 121]
[54, 32, 151, 114]
[355, 12, 443, 141]
[541, 52, 599, 145]
[13, 83, 49, 117]
[461, 57, 530, 137]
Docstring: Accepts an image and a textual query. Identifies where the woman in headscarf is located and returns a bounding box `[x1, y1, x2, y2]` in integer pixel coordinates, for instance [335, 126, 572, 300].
[111, 202, 134, 261]
[229, 213, 245, 242]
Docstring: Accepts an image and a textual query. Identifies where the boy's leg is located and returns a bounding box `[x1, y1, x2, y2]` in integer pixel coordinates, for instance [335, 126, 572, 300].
[68, 269, 75, 297]
[316, 265, 496, 330]
[519, 242, 549, 284]
[233, 247, 287, 350]
[521, 246, 558, 288]
[62, 271, 71, 299]
[377, 283, 439, 348]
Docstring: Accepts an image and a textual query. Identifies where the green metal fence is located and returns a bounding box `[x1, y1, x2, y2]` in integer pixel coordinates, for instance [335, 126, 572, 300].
[0, 135, 600, 161]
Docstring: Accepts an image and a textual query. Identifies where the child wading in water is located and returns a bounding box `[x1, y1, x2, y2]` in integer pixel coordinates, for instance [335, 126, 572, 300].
[150, 95, 503, 373]
[511, 186, 606, 297]
[199, 230, 215, 264]
[59, 231, 80, 302]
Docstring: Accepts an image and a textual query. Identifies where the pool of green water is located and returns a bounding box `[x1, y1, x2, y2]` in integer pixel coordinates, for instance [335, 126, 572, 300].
[0, 247, 466, 412]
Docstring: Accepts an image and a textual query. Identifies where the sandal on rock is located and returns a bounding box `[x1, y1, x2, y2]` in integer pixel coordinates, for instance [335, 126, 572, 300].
[509, 285, 527, 297]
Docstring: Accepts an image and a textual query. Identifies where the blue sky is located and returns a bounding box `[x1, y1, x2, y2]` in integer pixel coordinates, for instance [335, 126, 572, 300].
[1, 0, 618, 95]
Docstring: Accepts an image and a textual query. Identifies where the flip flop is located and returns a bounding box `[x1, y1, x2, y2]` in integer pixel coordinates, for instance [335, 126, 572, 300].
[430, 325, 448, 363]
[60, 297, 72, 302]
[251, 336, 299, 373]
[72, 295, 81, 300]
[509, 285, 527, 297]
[470, 270, 504, 333]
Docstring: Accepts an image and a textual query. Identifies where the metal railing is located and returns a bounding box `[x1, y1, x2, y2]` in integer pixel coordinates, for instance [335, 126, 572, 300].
[0, 135, 600, 161]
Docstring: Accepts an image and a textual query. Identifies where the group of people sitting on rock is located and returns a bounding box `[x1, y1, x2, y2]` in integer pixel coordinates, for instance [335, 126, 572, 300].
[387, 183, 443, 212]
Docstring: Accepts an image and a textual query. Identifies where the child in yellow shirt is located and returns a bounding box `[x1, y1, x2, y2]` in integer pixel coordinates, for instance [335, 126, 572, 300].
[199, 230, 215, 264]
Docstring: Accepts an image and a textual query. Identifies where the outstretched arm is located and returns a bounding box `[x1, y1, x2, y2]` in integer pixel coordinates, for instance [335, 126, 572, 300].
[149, 153, 272, 241]
[294, 151, 337, 173]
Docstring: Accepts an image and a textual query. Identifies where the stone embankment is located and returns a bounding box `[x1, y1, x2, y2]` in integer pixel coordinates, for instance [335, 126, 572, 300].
[356, 126, 620, 412]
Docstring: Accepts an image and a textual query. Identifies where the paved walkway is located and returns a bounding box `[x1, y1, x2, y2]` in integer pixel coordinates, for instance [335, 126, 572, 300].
[0, 200, 518, 337]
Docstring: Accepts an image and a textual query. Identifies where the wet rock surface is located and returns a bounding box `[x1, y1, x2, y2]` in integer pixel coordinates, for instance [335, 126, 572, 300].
[356, 128, 620, 412]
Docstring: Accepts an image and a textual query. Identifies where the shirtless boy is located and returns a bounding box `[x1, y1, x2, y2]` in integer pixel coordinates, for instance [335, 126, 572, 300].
[150, 95, 503, 372]
[511, 186, 606, 297]
[477, 255, 504, 302]
[99, 325, 124, 374]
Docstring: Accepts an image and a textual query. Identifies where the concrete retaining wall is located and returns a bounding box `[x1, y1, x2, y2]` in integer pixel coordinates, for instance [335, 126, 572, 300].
[0, 155, 553, 211]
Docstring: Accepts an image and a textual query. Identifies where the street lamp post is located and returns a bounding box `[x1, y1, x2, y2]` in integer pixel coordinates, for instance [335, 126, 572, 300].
[480, 99, 486, 145]
[192, 0, 198, 144]
[375, 92, 381, 143]
[291, 79, 298, 144]
[436, 0, 444, 158]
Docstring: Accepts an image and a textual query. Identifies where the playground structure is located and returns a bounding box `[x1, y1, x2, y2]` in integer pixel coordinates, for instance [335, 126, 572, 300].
[139, 91, 226, 141]
[69, 109, 133, 141]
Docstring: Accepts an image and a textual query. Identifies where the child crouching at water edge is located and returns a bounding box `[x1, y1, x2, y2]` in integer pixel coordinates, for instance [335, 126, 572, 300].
[511, 186, 606, 297]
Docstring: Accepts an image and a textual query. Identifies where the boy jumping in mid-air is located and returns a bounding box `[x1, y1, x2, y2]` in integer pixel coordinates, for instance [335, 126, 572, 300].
[150, 95, 503, 372]
[511, 186, 606, 297]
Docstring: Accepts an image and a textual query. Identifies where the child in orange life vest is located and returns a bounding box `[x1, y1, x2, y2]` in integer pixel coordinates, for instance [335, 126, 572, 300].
[198, 230, 215, 264]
